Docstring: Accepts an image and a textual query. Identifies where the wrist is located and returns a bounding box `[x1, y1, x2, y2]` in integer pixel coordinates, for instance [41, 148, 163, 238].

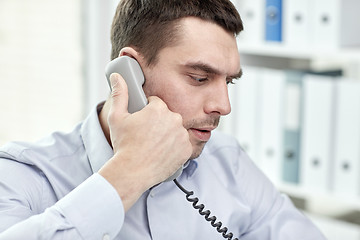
[98, 154, 152, 211]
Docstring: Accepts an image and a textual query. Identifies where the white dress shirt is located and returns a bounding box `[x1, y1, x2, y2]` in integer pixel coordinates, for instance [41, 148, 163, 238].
[0, 103, 326, 239]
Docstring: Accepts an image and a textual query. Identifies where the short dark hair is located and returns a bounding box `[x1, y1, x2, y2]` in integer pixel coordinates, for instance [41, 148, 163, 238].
[110, 0, 243, 65]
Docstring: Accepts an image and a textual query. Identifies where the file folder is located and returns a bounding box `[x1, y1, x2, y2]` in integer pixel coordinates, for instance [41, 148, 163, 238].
[300, 74, 335, 192]
[283, 0, 311, 48]
[265, 0, 282, 42]
[235, 66, 261, 164]
[282, 71, 304, 184]
[235, 0, 265, 45]
[258, 68, 286, 183]
[333, 80, 360, 197]
[312, 0, 360, 49]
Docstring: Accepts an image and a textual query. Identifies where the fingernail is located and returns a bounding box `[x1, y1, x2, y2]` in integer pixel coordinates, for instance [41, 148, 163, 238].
[110, 73, 119, 89]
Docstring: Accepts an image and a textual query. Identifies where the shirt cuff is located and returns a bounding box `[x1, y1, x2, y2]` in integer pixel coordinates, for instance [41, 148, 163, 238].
[55, 173, 124, 239]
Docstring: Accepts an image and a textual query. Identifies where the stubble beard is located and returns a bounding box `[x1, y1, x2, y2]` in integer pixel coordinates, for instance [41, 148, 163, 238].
[184, 116, 220, 160]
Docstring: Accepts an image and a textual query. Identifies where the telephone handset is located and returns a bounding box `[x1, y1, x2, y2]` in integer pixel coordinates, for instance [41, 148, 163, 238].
[105, 56, 147, 114]
[105, 56, 184, 181]
[105, 56, 238, 240]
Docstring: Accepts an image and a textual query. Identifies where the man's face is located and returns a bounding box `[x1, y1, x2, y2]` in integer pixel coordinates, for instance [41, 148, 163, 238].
[141, 17, 241, 159]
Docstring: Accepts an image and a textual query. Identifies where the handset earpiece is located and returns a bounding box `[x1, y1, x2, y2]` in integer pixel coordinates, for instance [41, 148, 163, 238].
[105, 56, 148, 113]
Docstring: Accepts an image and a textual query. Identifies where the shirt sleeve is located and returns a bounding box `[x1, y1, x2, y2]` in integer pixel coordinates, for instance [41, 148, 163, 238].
[0, 171, 125, 240]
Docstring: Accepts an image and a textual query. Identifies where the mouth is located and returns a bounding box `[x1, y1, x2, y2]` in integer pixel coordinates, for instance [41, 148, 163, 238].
[189, 127, 215, 142]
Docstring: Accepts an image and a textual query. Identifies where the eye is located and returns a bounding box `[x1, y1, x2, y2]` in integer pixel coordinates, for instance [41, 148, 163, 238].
[191, 75, 208, 82]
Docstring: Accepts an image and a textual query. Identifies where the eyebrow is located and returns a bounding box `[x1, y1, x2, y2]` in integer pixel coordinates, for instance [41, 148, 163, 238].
[184, 61, 243, 79]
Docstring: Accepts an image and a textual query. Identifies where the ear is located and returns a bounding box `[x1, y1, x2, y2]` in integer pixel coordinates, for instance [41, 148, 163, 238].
[119, 47, 141, 60]
[118, 47, 147, 69]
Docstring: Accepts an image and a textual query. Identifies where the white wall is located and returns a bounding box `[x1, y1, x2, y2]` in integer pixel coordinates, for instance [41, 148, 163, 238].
[0, 0, 83, 145]
[82, 0, 119, 114]
[0, 0, 121, 145]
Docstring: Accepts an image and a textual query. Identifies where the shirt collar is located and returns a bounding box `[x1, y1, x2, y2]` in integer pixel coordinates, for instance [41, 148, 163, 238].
[183, 159, 198, 178]
[80, 102, 200, 177]
[81, 102, 114, 173]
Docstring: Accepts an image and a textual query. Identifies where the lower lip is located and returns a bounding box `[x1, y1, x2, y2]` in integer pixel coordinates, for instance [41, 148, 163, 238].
[189, 129, 212, 142]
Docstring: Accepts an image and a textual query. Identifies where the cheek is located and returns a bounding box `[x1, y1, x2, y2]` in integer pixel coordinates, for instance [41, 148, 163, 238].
[165, 87, 205, 119]
[161, 91, 190, 115]
[146, 84, 197, 121]
[142, 70, 202, 119]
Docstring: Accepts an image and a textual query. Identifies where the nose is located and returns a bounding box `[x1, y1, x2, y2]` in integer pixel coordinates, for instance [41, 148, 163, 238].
[204, 79, 231, 116]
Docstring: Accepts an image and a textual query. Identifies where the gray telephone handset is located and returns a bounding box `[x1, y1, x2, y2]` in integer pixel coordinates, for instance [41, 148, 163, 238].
[105, 56, 184, 181]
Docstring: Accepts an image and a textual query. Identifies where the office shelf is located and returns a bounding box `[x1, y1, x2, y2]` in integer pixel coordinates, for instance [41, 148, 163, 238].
[232, 42, 360, 228]
[238, 42, 360, 61]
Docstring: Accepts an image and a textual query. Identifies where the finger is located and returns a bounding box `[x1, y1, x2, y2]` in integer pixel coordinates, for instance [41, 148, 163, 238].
[108, 73, 129, 120]
[147, 96, 161, 103]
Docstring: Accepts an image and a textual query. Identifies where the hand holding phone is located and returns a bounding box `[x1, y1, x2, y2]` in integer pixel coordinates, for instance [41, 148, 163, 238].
[105, 56, 187, 182]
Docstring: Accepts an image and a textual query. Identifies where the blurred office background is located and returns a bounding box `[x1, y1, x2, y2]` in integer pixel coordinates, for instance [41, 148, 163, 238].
[224, 0, 360, 239]
[0, 0, 115, 145]
[0, 0, 359, 239]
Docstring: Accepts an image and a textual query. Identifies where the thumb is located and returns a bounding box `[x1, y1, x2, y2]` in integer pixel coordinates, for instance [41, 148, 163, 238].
[109, 73, 129, 118]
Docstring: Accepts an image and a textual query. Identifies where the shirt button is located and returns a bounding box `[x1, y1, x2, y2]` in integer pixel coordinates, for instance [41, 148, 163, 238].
[102, 234, 110, 240]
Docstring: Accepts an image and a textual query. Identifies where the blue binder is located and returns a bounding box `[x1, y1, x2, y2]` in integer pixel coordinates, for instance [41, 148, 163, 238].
[265, 0, 282, 42]
[282, 71, 303, 184]
[283, 130, 301, 183]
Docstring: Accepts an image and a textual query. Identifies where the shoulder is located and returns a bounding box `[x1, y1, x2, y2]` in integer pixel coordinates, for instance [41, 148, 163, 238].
[0, 123, 83, 166]
[0, 123, 87, 206]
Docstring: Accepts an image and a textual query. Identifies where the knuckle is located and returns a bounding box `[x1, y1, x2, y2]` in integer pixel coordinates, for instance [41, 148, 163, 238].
[148, 98, 166, 112]
[158, 99, 169, 111]
[111, 87, 121, 99]
[172, 112, 183, 125]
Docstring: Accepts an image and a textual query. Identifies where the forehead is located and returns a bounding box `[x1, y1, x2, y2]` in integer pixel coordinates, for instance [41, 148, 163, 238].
[161, 17, 241, 76]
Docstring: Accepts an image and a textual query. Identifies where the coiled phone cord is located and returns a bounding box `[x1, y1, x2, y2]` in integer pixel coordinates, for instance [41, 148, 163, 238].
[173, 179, 239, 240]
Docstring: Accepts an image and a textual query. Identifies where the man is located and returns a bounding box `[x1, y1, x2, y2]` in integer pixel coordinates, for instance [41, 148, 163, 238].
[0, 0, 326, 239]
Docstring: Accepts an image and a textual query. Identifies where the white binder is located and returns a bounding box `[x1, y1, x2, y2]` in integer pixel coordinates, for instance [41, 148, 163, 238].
[234, 0, 265, 45]
[312, 0, 360, 49]
[300, 75, 335, 192]
[235, 66, 261, 164]
[283, 0, 311, 48]
[333, 80, 360, 197]
[258, 68, 286, 183]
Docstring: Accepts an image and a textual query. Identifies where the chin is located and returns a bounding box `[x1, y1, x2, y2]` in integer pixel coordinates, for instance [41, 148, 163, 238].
[189, 142, 207, 160]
